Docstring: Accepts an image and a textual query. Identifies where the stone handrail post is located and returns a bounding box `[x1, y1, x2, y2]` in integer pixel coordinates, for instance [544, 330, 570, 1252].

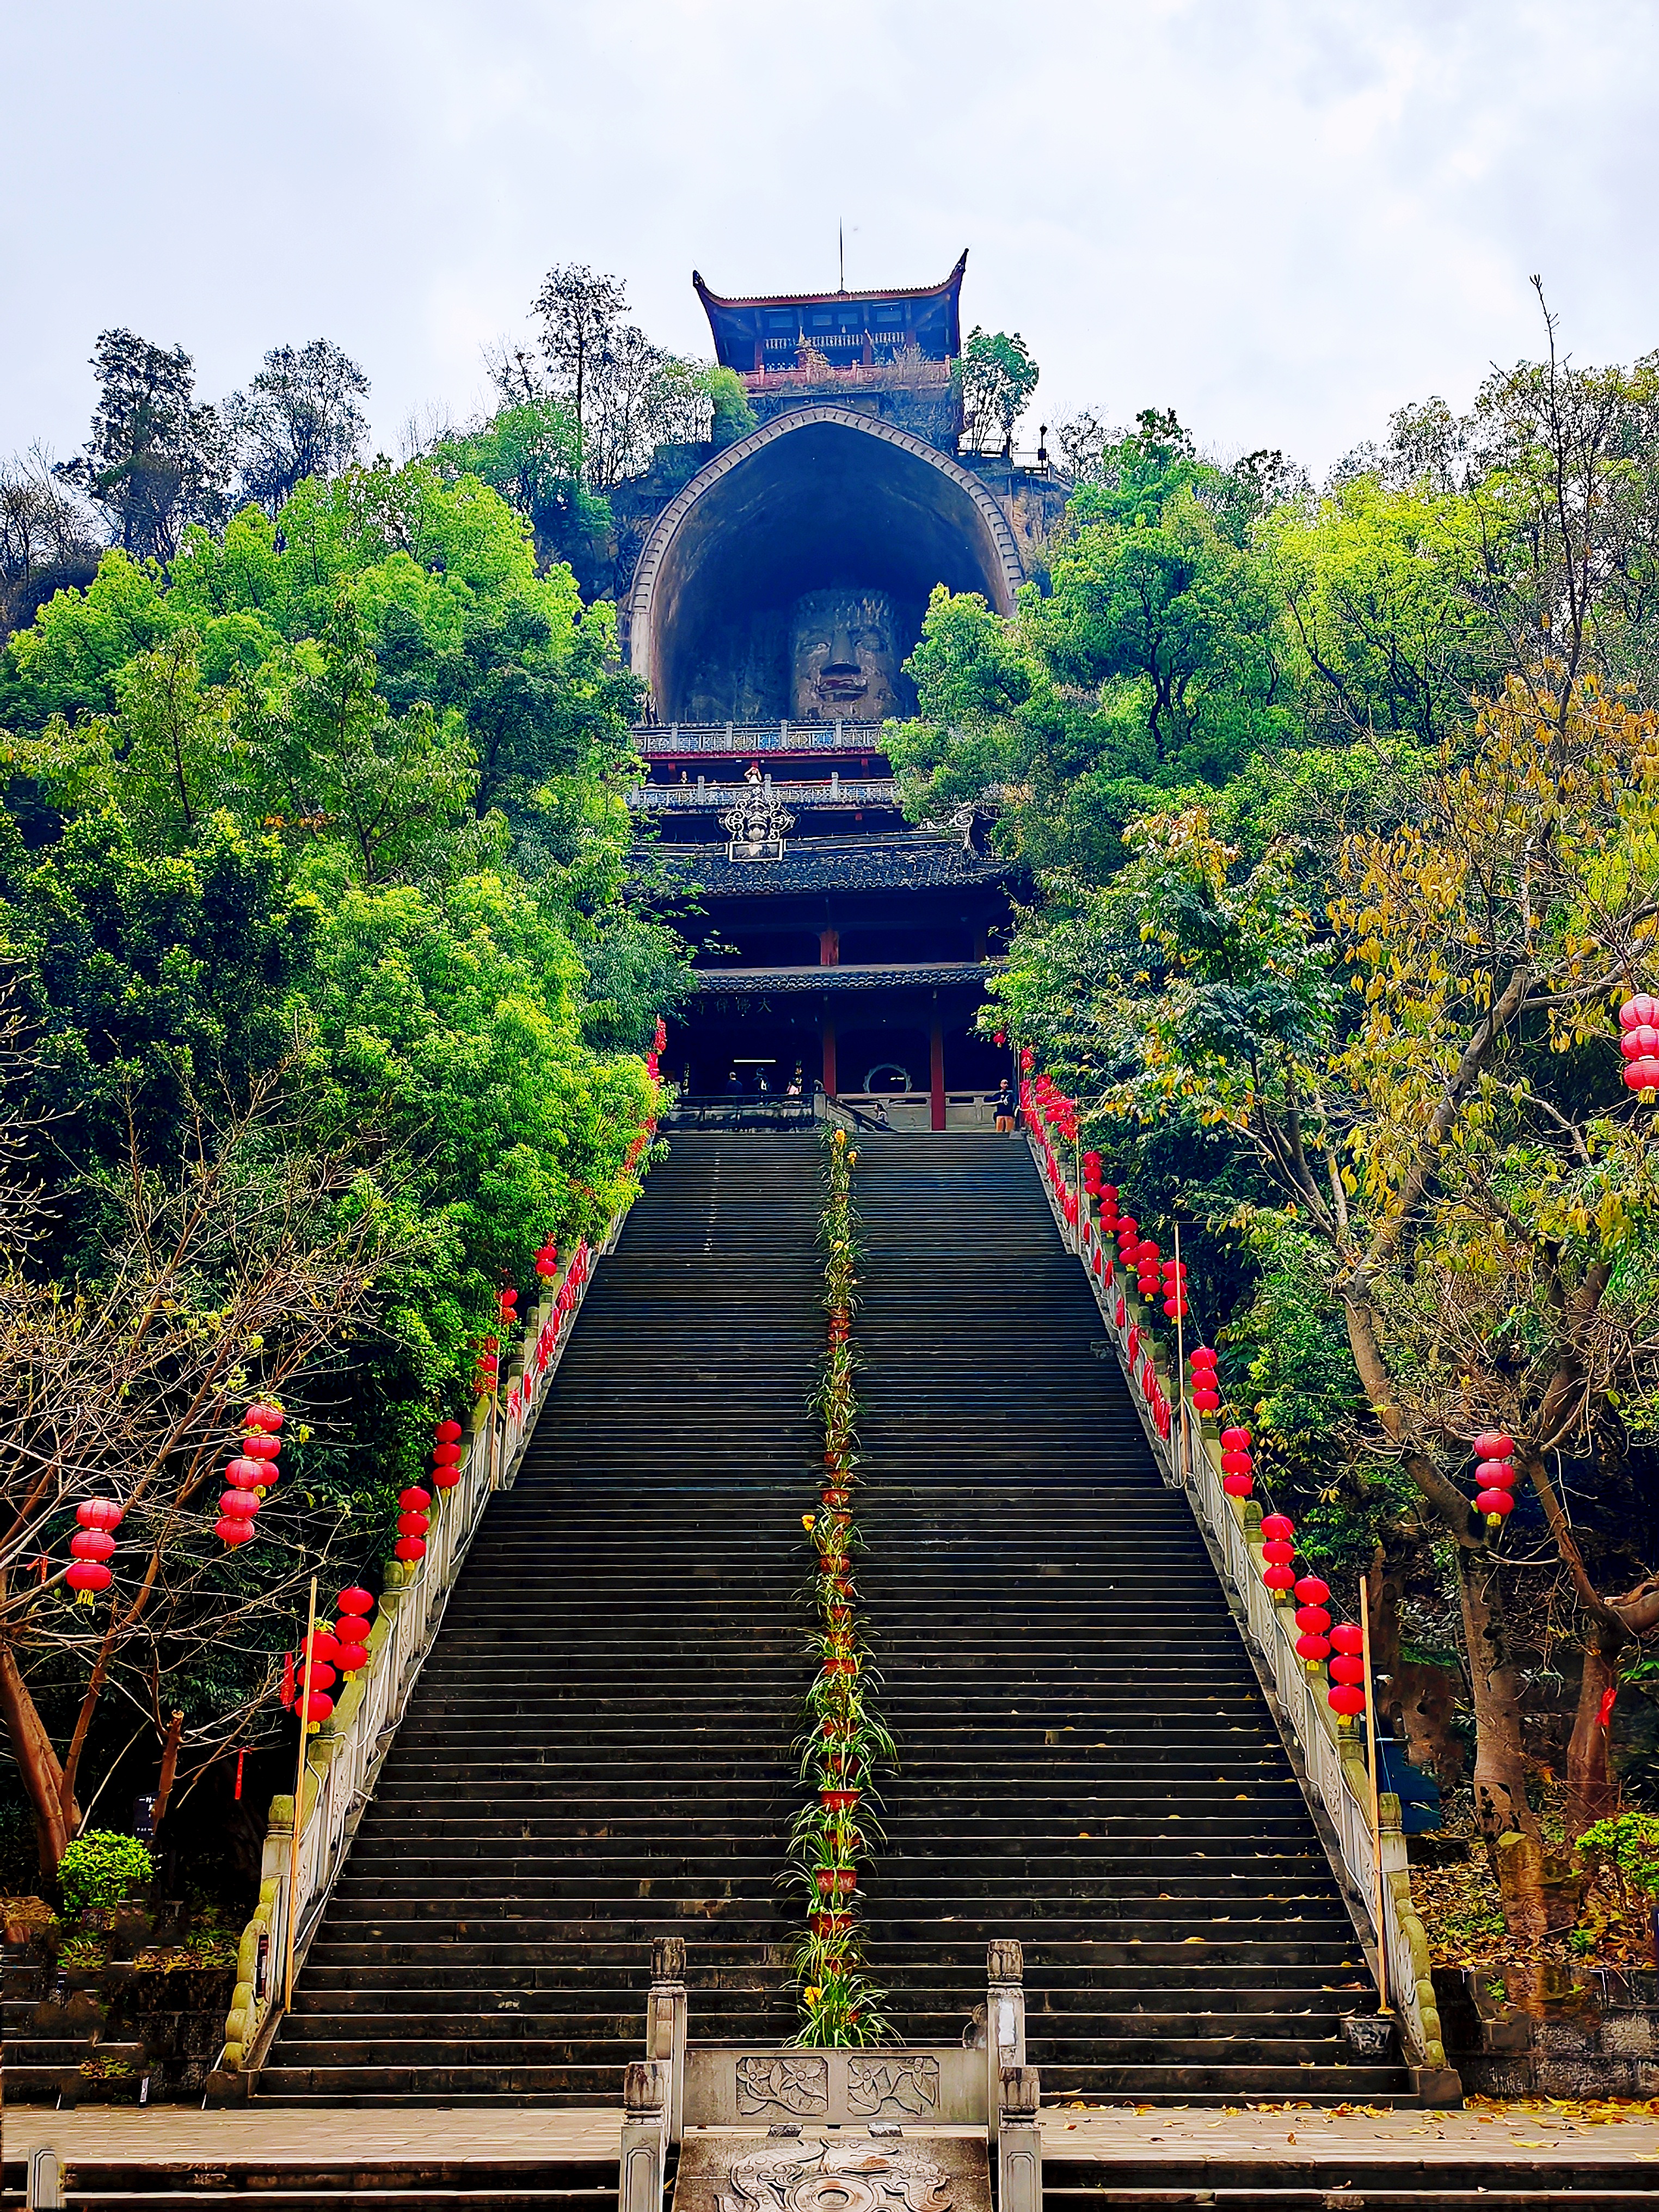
[621, 2059, 669, 2212]
[985, 1937, 1025, 2139]
[996, 2067, 1042, 2212]
[647, 1934, 688, 2143]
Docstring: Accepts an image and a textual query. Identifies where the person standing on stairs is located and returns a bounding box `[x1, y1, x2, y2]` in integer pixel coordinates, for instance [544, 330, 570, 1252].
[993, 1077, 1018, 1134]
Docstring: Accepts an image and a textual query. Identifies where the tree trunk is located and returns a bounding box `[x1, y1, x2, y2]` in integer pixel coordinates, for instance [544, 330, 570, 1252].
[1565, 1632, 1620, 1839]
[1456, 1548, 1539, 1848]
[152, 1709, 185, 1834]
[0, 1643, 79, 1875]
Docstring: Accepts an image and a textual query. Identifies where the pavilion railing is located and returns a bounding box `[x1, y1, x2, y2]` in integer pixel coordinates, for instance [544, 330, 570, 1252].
[1026, 1132, 1454, 2092]
[627, 779, 899, 812]
[635, 721, 889, 753]
[211, 1205, 631, 2090]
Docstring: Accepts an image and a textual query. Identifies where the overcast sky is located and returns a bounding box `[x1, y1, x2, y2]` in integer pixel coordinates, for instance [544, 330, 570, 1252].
[8, 0, 1657, 481]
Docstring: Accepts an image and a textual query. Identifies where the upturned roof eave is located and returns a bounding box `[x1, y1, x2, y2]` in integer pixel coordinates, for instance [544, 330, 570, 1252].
[691, 250, 968, 316]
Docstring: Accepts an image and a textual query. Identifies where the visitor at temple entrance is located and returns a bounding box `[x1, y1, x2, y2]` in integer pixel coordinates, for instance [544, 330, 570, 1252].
[994, 1077, 1018, 1134]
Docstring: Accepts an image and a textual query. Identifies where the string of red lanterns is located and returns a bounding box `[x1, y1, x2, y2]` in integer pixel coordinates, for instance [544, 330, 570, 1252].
[281, 1583, 378, 1731]
[1471, 1430, 1517, 1527]
[1018, 1043, 1384, 1741]
[66, 1498, 123, 1605]
[216, 1401, 284, 1550]
[431, 1417, 464, 1490]
[1620, 993, 1659, 1093]
[1220, 1424, 1254, 1499]
[1189, 1348, 1220, 1417]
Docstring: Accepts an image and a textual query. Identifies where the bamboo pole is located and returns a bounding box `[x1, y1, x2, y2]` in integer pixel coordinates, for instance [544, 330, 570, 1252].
[1173, 1223, 1189, 1486]
[1359, 1570, 1390, 2013]
[284, 1576, 318, 2011]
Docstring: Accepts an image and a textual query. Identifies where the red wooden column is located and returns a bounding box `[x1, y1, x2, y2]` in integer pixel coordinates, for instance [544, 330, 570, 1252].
[821, 1019, 837, 1098]
[930, 1020, 946, 1132]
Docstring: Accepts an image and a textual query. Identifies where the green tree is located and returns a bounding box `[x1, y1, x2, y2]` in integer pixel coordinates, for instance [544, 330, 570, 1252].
[955, 328, 1040, 454]
[56, 329, 229, 561]
[253, 594, 478, 882]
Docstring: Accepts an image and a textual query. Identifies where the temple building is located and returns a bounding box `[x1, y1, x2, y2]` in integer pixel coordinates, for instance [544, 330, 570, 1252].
[619, 256, 1068, 1126]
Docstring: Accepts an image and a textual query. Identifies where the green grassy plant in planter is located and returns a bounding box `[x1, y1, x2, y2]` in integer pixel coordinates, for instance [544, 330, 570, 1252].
[58, 1832, 153, 1919]
[786, 1128, 897, 2047]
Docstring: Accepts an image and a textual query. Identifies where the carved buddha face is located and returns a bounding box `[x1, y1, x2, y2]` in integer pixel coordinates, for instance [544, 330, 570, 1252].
[789, 591, 901, 722]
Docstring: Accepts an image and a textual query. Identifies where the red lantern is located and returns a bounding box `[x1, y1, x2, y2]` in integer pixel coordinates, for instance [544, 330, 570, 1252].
[70, 1528, 116, 1563]
[433, 1439, 463, 1466]
[1193, 1389, 1221, 1414]
[76, 1499, 123, 1533]
[65, 1560, 113, 1602]
[1222, 1472, 1253, 1498]
[304, 1626, 341, 1666]
[1474, 1458, 1515, 1487]
[1472, 1431, 1513, 1460]
[1262, 1539, 1295, 1566]
[337, 1586, 374, 1616]
[1260, 1513, 1295, 1542]
[398, 1486, 432, 1512]
[1021, 1047, 1035, 1071]
[434, 1420, 463, 1445]
[1263, 1563, 1296, 1592]
[1619, 993, 1658, 1031]
[1619, 1024, 1659, 1059]
[1329, 1653, 1366, 1686]
[244, 1402, 284, 1431]
[396, 1512, 429, 1538]
[1295, 1605, 1332, 1633]
[300, 1691, 334, 1725]
[1221, 1425, 1252, 1449]
[1329, 1622, 1365, 1655]
[394, 1535, 427, 1562]
[1220, 1449, 1252, 1476]
[215, 1517, 256, 1547]
[241, 1433, 281, 1464]
[335, 1613, 370, 1649]
[1621, 1057, 1659, 1091]
[1293, 1575, 1330, 1606]
[1296, 1632, 1331, 1662]
[1328, 1683, 1366, 1718]
[226, 1455, 265, 1488]
[1477, 1488, 1514, 1519]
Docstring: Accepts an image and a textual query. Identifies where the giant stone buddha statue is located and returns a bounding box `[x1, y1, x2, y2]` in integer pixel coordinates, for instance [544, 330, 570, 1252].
[789, 589, 902, 722]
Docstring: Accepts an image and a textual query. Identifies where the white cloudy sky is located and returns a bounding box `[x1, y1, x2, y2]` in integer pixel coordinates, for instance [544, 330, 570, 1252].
[7, 0, 1658, 478]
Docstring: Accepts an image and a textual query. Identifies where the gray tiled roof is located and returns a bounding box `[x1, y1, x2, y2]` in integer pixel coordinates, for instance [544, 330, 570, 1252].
[645, 834, 1015, 898]
[692, 960, 1004, 997]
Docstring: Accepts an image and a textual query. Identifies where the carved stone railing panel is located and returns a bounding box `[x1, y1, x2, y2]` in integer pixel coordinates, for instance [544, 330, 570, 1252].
[684, 2046, 979, 2129]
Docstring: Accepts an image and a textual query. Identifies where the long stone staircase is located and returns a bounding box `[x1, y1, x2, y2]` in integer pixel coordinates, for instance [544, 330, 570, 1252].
[851, 1136, 1404, 2102]
[263, 1128, 1405, 2105]
[262, 1134, 818, 2101]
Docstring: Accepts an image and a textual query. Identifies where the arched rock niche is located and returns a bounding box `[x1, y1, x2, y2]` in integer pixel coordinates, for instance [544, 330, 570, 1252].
[628, 406, 1025, 722]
